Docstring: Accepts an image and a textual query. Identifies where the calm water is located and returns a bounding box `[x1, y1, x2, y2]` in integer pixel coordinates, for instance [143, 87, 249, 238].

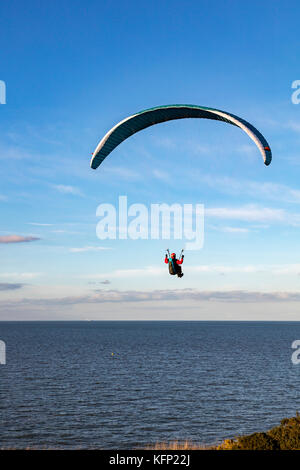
[0, 321, 300, 449]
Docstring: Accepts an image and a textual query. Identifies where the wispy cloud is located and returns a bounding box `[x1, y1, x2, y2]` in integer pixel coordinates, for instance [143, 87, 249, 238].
[101, 166, 140, 181]
[0, 144, 34, 161]
[52, 184, 84, 197]
[195, 173, 300, 205]
[70, 246, 111, 253]
[4, 288, 300, 305]
[286, 121, 300, 133]
[205, 205, 286, 223]
[83, 263, 300, 279]
[193, 263, 300, 275]
[88, 280, 111, 285]
[192, 264, 259, 274]
[28, 222, 53, 226]
[0, 283, 26, 291]
[0, 235, 41, 244]
[51, 229, 83, 234]
[236, 144, 257, 155]
[221, 226, 250, 233]
[0, 272, 42, 279]
[152, 169, 169, 182]
[82, 266, 165, 279]
[205, 204, 300, 226]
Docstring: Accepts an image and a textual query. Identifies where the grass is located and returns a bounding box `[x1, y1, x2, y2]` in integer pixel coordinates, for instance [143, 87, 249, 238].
[148, 413, 300, 450]
[146, 440, 211, 450]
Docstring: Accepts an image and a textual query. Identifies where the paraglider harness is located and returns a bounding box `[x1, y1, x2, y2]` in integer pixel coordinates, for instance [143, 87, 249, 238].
[166, 249, 184, 277]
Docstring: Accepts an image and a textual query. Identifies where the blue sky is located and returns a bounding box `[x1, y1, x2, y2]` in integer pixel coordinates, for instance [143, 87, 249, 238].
[1, 0, 300, 320]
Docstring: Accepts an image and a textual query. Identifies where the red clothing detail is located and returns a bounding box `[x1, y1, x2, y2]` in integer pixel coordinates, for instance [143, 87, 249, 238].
[164, 256, 183, 264]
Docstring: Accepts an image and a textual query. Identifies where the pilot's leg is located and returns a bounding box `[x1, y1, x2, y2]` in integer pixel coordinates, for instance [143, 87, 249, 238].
[177, 266, 183, 278]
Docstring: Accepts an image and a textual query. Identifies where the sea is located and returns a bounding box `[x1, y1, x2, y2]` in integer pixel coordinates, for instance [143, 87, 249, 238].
[0, 321, 300, 449]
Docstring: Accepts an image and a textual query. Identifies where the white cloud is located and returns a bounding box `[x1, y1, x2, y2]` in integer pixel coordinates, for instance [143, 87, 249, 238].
[221, 226, 250, 233]
[3, 288, 300, 306]
[0, 272, 42, 279]
[152, 169, 169, 181]
[80, 266, 165, 280]
[70, 246, 111, 253]
[152, 136, 176, 149]
[286, 121, 300, 133]
[53, 184, 84, 196]
[191, 265, 259, 274]
[82, 263, 300, 280]
[205, 205, 286, 222]
[101, 166, 140, 181]
[28, 222, 53, 226]
[193, 173, 300, 205]
[193, 263, 300, 276]
[236, 144, 257, 155]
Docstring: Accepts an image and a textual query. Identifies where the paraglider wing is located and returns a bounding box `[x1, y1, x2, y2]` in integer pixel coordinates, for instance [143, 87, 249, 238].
[90, 105, 272, 169]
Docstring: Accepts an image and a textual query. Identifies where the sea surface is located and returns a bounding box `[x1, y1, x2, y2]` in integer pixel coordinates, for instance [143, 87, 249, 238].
[0, 321, 300, 449]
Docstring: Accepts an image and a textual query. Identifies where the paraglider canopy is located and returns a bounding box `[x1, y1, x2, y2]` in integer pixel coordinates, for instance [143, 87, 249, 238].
[90, 104, 272, 169]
